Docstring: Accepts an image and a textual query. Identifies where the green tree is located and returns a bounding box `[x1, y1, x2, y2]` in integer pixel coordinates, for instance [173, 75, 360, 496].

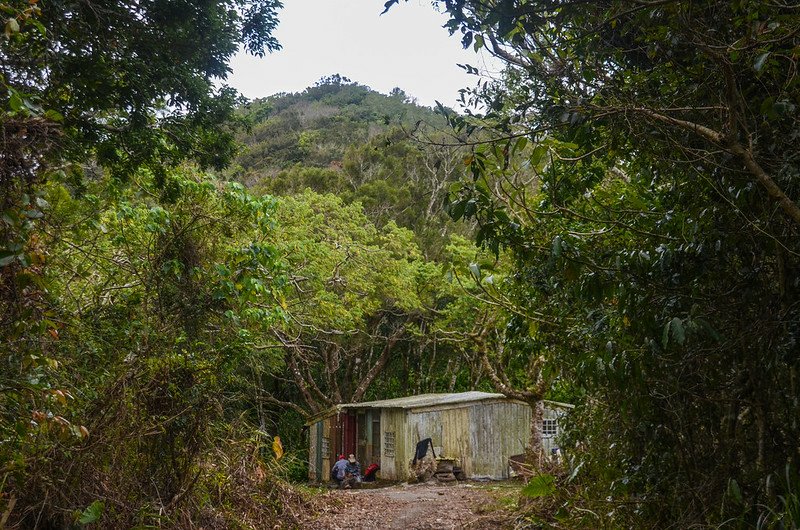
[1, 0, 281, 179]
[262, 192, 426, 413]
[387, 0, 800, 526]
[3, 169, 290, 527]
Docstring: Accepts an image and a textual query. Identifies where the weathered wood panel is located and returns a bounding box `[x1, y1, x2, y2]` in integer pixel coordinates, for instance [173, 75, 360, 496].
[308, 420, 319, 481]
[379, 408, 406, 479]
[468, 402, 532, 479]
[322, 417, 331, 481]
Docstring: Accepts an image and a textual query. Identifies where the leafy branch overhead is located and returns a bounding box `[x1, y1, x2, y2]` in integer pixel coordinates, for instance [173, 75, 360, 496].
[389, 0, 800, 526]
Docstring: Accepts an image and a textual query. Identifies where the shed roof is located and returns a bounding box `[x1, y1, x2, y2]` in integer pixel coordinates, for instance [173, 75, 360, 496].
[305, 391, 573, 425]
[344, 391, 512, 409]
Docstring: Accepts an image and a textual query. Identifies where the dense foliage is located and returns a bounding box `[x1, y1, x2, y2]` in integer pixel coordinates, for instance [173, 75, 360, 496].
[0, 43, 505, 527]
[0, 1, 309, 526]
[5, 0, 798, 527]
[229, 76, 471, 258]
[385, 0, 800, 526]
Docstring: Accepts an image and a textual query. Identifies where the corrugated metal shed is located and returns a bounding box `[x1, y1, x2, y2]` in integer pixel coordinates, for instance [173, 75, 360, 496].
[305, 392, 573, 425]
[306, 392, 572, 482]
[343, 391, 511, 410]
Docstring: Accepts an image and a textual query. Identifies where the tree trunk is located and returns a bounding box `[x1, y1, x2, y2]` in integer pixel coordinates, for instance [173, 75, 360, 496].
[526, 399, 545, 469]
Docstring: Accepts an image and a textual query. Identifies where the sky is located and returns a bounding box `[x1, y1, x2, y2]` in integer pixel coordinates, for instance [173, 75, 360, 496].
[228, 0, 501, 108]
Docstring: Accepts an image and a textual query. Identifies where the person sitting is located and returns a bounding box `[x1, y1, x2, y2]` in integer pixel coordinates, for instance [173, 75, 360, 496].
[341, 453, 362, 489]
[330, 454, 348, 487]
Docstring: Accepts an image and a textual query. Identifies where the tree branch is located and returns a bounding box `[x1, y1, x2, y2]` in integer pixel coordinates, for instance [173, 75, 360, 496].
[350, 325, 405, 402]
[633, 108, 800, 225]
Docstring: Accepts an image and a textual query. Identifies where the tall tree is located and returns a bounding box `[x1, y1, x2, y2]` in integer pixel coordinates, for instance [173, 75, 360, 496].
[388, 0, 800, 525]
[0, 2, 286, 525]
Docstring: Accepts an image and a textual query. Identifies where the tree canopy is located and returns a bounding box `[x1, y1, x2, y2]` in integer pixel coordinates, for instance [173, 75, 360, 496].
[383, 0, 800, 526]
[3, 0, 800, 527]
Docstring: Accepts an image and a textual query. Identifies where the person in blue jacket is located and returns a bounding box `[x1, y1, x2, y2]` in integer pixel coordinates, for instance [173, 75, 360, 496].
[331, 454, 348, 487]
[342, 454, 362, 489]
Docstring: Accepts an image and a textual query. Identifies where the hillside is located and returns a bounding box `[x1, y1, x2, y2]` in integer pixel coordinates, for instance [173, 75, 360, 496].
[227, 76, 469, 256]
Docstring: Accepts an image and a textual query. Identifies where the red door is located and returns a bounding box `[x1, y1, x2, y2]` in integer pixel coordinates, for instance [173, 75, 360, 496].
[343, 412, 357, 456]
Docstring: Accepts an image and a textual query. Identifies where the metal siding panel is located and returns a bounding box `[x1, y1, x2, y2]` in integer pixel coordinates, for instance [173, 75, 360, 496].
[468, 404, 486, 478]
[322, 417, 332, 480]
[315, 421, 323, 481]
[466, 402, 533, 479]
[308, 420, 318, 481]
[365, 410, 373, 464]
[380, 408, 406, 480]
[441, 407, 470, 475]
[407, 410, 443, 451]
[398, 409, 410, 480]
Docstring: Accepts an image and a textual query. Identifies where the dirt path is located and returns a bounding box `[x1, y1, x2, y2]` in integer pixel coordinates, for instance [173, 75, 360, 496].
[303, 482, 512, 530]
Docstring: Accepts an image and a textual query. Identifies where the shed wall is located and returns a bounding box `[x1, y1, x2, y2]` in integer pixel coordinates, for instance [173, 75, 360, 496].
[405, 406, 471, 476]
[379, 408, 406, 479]
[308, 399, 569, 482]
[308, 420, 319, 481]
[322, 417, 332, 480]
[389, 401, 535, 480]
[468, 401, 531, 478]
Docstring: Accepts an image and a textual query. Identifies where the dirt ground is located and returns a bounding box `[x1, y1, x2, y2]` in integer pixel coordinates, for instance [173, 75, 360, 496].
[302, 482, 515, 530]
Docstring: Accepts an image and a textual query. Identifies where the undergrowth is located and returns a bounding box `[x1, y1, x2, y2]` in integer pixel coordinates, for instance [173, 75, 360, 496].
[3, 422, 320, 529]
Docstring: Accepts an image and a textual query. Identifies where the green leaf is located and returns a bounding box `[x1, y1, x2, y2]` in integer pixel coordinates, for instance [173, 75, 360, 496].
[5, 17, 19, 36]
[0, 251, 16, 267]
[473, 33, 484, 52]
[31, 19, 46, 36]
[670, 317, 685, 345]
[449, 200, 466, 221]
[753, 52, 770, 72]
[522, 474, 556, 498]
[662, 317, 685, 347]
[552, 236, 562, 257]
[24, 209, 44, 219]
[8, 91, 23, 112]
[44, 109, 64, 122]
[726, 479, 743, 505]
[468, 262, 480, 279]
[78, 500, 105, 525]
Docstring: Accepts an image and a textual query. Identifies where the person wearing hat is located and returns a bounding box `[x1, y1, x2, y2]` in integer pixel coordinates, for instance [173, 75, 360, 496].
[342, 453, 362, 489]
[331, 454, 348, 487]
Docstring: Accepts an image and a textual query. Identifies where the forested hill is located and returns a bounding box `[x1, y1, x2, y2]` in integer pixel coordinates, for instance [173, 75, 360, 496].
[231, 75, 437, 178]
[227, 77, 468, 255]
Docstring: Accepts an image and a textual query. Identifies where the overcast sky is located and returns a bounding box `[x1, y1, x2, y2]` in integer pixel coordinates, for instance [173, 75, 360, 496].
[227, 0, 500, 108]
